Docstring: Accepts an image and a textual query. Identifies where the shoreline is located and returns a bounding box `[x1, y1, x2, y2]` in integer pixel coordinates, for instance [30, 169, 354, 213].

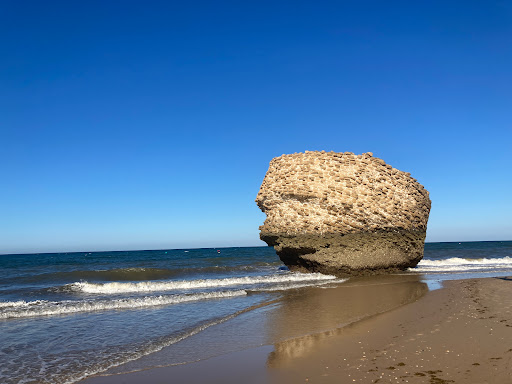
[81, 275, 512, 384]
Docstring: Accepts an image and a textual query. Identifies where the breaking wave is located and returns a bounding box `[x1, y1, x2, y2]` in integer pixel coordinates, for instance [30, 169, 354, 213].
[66, 273, 337, 294]
[0, 290, 246, 319]
[410, 256, 512, 273]
[0, 300, 47, 308]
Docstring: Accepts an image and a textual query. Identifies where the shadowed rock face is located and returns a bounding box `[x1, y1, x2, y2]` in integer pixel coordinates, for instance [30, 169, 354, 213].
[255, 151, 431, 276]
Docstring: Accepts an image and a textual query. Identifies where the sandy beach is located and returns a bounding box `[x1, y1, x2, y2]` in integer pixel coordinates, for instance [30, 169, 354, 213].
[82, 276, 511, 384]
[270, 276, 512, 384]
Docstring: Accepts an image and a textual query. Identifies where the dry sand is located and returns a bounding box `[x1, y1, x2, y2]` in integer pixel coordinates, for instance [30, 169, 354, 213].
[82, 277, 511, 384]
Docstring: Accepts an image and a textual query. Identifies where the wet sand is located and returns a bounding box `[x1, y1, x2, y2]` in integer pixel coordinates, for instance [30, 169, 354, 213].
[82, 276, 511, 384]
[270, 277, 512, 384]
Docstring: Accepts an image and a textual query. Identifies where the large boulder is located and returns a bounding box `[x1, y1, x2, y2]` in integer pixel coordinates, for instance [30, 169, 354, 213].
[255, 151, 431, 276]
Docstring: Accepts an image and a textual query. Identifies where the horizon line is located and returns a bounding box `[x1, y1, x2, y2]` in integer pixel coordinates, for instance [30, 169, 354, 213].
[1, 239, 511, 256]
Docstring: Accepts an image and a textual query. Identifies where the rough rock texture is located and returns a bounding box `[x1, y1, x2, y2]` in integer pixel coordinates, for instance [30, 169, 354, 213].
[255, 151, 431, 276]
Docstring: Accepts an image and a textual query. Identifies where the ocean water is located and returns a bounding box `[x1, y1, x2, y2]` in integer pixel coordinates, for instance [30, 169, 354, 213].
[0, 241, 511, 384]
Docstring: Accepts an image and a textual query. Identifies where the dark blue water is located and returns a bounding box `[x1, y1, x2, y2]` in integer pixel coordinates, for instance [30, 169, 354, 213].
[0, 242, 510, 384]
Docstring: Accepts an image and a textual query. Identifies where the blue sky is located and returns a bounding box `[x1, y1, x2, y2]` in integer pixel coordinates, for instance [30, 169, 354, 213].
[1, 1, 511, 254]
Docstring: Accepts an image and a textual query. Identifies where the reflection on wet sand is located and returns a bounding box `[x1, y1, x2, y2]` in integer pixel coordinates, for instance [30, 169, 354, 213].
[266, 274, 428, 368]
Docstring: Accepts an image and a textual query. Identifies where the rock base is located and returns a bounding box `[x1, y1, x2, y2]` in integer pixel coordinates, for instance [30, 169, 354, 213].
[261, 229, 426, 276]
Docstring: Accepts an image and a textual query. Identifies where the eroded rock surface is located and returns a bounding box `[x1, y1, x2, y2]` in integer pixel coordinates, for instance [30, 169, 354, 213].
[255, 151, 431, 275]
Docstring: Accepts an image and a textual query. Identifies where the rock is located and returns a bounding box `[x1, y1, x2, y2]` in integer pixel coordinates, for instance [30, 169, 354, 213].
[255, 151, 431, 275]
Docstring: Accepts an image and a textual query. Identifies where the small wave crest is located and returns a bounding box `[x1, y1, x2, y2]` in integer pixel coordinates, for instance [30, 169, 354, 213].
[60, 267, 180, 282]
[11, 263, 283, 285]
[411, 256, 512, 272]
[0, 300, 48, 308]
[253, 278, 348, 292]
[66, 272, 336, 294]
[0, 290, 246, 319]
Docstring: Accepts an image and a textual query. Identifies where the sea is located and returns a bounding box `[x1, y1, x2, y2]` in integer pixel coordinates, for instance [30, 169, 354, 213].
[1, 241, 511, 384]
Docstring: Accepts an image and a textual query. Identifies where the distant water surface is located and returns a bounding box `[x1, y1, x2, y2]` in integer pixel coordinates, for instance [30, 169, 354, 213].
[0, 241, 510, 384]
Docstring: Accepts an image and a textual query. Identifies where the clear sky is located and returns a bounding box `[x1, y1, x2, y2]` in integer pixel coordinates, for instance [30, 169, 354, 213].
[1, 1, 511, 254]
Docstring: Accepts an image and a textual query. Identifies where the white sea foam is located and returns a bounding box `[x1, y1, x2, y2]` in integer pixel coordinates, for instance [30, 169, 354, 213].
[0, 290, 246, 319]
[68, 272, 336, 294]
[410, 256, 512, 273]
[0, 300, 48, 308]
[254, 278, 348, 292]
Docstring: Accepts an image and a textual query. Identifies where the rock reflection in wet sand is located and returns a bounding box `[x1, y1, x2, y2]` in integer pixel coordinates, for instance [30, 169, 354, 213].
[266, 274, 428, 367]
